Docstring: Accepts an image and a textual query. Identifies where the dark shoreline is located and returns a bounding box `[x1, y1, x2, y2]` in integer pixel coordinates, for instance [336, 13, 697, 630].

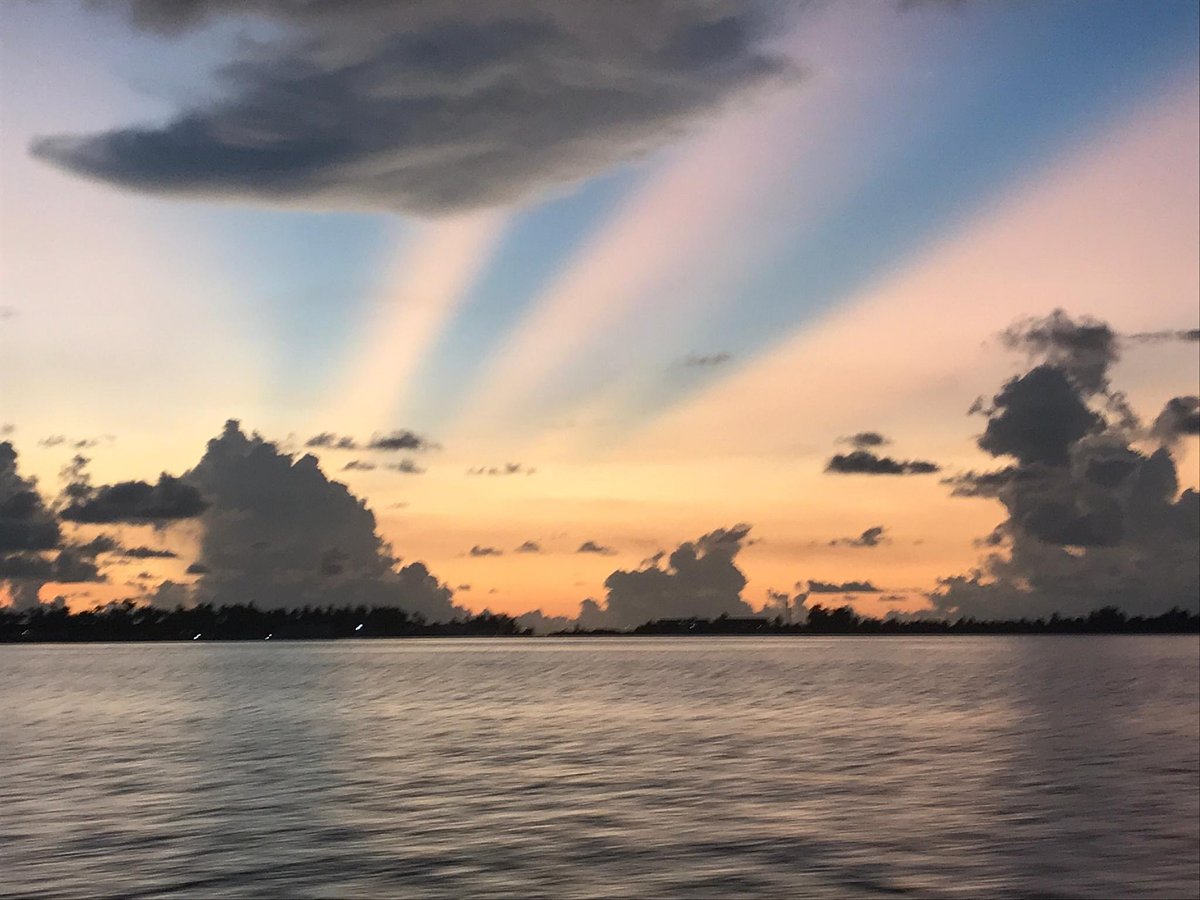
[2, 602, 1196, 642]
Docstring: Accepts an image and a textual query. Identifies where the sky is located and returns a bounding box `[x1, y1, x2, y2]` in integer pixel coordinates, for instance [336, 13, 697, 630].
[1, 0, 1197, 627]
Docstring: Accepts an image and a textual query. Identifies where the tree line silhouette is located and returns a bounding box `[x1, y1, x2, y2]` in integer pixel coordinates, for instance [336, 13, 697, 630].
[619, 604, 1199, 635]
[0, 602, 528, 642]
[0, 601, 1195, 642]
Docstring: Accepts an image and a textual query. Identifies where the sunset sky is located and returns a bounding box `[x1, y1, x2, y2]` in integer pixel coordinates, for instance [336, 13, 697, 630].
[1, 0, 1197, 625]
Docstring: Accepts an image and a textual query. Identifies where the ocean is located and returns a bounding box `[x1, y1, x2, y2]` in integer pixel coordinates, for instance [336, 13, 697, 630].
[2, 636, 1197, 898]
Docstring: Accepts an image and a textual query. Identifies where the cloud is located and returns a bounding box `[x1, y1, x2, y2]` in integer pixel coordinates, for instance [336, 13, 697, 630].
[935, 313, 1199, 619]
[830, 526, 888, 548]
[839, 431, 890, 449]
[825, 450, 940, 475]
[577, 540, 617, 556]
[1151, 396, 1200, 443]
[1126, 328, 1200, 344]
[38, 435, 103, 450]
[182, 420, 459, 618]
[60, 472, 208, 524]
[975, 366, 1104, 466]
[121, 546, 179, 559]
[807, 579, 881, 593]
[681, 352, 732, 368]
[514, 540, 542, 553]
[185, 562, 210, 575]
[467, 462, 535, 476]
[585, 524, 755, 628]
[40, 2, 795, 215]
[0, 549, 101, 585]
[385, 460, 426, 475]
[1, 442, 103, 608]
[1000, 309, 1119, 395]
[469, 545, 503, 557]
[306, 432, 359, 450]
[342, 460, 377, 471]
[368, 431, 436, 452]
[1, 443, 62, 554]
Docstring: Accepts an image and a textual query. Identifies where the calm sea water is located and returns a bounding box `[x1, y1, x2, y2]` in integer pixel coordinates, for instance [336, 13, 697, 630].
[2, 637, 1197, 899]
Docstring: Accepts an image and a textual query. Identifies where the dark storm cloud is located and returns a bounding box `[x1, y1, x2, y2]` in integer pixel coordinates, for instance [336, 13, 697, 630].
[0, 549, 101, 584]
[585, 524, 756, 628]
[469, 545, 503, 557]
[825, 450, 940, 475]
[1151, 396, 1200, 443]
[39, 1, 795, 214]
[577, 540, 617, 556]
[1, 442, 63, 553]
[514, 540, 542, 554]
[839, 431, 890, 449]
[681, 352, 732, 368]
[61, 473, 208, 523]
[182, 420, 459, 618]
[807, 579, 881, 593]
[976, 366, 1105, 466]
[830, 526, 888, 548]
[1, 442, 106, 608]
[935, 313, 1200, 619]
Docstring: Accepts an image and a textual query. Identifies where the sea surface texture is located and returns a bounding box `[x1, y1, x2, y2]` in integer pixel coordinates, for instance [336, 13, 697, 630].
[2, 637, 1198, 899]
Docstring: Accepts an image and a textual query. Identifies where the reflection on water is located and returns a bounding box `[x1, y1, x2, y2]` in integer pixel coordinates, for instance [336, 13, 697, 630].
[2, 637, 1197, 898]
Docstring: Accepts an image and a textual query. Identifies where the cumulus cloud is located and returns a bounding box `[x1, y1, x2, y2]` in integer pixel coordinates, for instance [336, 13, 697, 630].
[935, 311, 1199, 619]
[1000, 309, 1119, 396]
[469, 545, 503, 557]
[830, 526, 888, 548]
[37, 1, 795, 214]
[583, 524, 756, 628]
[514, 540, 542, 553]
[826, 450, 940, 475]
[577, 540, 617, 556]
[975, 366, 1104, 466]
[1, 443, 62, 554]
[1, 442, 103, 608]
[182, 420, 459, 618]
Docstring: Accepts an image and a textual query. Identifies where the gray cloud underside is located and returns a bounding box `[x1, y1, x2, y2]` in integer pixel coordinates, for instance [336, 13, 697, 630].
[40, 1, 796, 214]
